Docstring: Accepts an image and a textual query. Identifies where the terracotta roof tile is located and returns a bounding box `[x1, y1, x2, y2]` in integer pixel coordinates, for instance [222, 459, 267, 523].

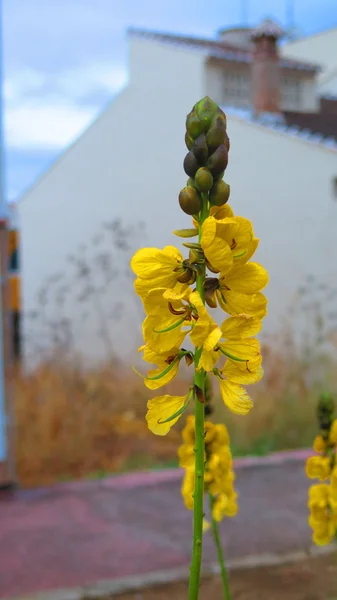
[128, 27, 321, 72]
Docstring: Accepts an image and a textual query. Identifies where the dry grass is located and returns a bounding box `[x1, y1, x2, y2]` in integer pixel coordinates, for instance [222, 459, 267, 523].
[13, 321, 337, 488]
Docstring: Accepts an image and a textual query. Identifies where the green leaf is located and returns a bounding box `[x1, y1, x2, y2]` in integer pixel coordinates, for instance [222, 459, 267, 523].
[173, 228, 198, 238]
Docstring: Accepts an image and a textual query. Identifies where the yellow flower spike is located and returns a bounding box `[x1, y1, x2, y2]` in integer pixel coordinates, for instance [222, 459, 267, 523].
[146, 393, 191, 436]
[218, 380, 254, 415]
[306, 456, 331, 481]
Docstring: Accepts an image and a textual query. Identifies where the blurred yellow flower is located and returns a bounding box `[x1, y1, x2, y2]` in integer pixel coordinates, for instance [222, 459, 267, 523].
[306, 456, 331, 481]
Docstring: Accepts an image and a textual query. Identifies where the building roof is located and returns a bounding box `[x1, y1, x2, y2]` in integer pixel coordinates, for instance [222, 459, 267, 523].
[222, 103, 337, 151]
[128, 27, 321, 72]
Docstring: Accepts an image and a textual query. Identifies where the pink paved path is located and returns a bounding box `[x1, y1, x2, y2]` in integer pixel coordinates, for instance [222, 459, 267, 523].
[0, 449, 312, 598]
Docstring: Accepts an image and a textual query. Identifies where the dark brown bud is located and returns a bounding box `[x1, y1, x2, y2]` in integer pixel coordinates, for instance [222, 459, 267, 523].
[194, 384, 205, 403]
[185, 131, 194, 150]
[184, 353, 194, 367]
[207, 145, 228, 176]
[209, 180, 230, 206]
[205, 114, 227, 154]
[179, 187, 202, 215]
[195, 167, 213, 193]
[204, 287, 217, 308]
[186, 109, 207, 139]
[183, 151, 200, 178]
[177, 267, 196, 284]
[191, 133, 208, 165]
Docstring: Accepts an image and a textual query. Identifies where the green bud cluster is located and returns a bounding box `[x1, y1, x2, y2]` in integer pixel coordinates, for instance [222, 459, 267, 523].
[317, 392, 335, 440]
[178, 96, 231, 216]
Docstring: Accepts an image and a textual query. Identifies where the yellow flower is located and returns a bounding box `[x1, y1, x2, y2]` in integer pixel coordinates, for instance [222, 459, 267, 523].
[198, 313, 261, 372]
[217, 263, 268, 315]
[313, 435, 327, 453]
[131, 246, 189, 300]
[188, 291, 222, 350]
[212, 492, 238, 521]
[181, 468, 195, 510]
[138, 344, 184, 390]
[200, 214, 259, 274]
[146, 393, 190, 435]
[305, 456, 331, 481]
[142, 288, 221, 355]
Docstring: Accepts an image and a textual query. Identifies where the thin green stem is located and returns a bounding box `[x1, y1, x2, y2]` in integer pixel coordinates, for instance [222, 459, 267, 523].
[209, 494, 232, 600]
[187, 192, 209, 600]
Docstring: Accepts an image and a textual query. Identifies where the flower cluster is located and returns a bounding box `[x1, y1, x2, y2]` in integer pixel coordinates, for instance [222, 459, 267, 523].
[306, 394, 337, 545]
[130, 96, 268, 436]
[179, 415, 237, 521]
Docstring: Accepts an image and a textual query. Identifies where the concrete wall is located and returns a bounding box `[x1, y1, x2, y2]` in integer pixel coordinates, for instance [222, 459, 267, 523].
[18, 36, 337, 365]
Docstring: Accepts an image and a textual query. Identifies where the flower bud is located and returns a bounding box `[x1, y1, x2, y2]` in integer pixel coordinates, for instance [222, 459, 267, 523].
[179, 187, 202, 215]
[185, 132, 194, 150]
[195, 96, 218, 130]
[177, 267, 196, 284]
[195, 167, 213, 193]
[191, 134, 208, 165]
[186, 109, 207, 140]
[209, 180, 230, 206]
[183, 151, 200, 178]
[205, 114, 227, 154]
[206, 145, 229, 176]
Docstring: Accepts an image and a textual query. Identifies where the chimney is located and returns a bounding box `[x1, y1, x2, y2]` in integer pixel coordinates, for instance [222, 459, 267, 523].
[251, 19, 283, 115]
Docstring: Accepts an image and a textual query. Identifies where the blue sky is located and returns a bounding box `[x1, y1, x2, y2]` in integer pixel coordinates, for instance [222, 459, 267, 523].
[3, 0, 337, 201]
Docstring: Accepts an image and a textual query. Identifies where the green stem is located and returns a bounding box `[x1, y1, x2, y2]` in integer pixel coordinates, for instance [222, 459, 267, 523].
[209, 494, 232, 600]
[187, 192, 209, 600]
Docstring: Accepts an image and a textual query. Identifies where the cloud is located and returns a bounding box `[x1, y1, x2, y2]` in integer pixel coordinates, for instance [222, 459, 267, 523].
[4, 64, 128, 150]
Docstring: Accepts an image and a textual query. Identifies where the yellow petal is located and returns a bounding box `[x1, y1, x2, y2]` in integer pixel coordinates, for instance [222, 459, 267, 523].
[222, 360, 264, 384]
[220, 337, 260, 362]
[223, 262, 269, 295]
[198, 348, 220, 372]
[203, 519, 211, 532]
[144, 359, 180, 390]
[131, 246, 181, 277]
[204, 326, 223, 351]
[189, 291, 221, 349]
[163, 284, 192, 301]
[217, 290, 268, 319]
[201, 217, 234, 274]
[219, 380, 254, 415]
[142, 315, 187, 353]
[146, 394, 187, 435]
[211, 204, 235, 219]
[221, 314, 262, 338]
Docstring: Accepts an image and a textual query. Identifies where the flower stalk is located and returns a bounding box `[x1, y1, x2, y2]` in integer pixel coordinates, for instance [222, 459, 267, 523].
[188, 196, 208, 599]
[130, 95, 268, 600]
[209, 494, 232, 600]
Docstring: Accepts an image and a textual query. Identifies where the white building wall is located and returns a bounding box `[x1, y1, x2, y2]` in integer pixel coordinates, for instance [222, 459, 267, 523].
[18, 36, 206, 364]
[18, 36, 337, 365]
[282, 28, 337, 97]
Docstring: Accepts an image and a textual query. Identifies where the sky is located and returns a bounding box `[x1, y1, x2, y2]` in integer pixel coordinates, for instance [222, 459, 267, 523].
[3, 0, 337, 202]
